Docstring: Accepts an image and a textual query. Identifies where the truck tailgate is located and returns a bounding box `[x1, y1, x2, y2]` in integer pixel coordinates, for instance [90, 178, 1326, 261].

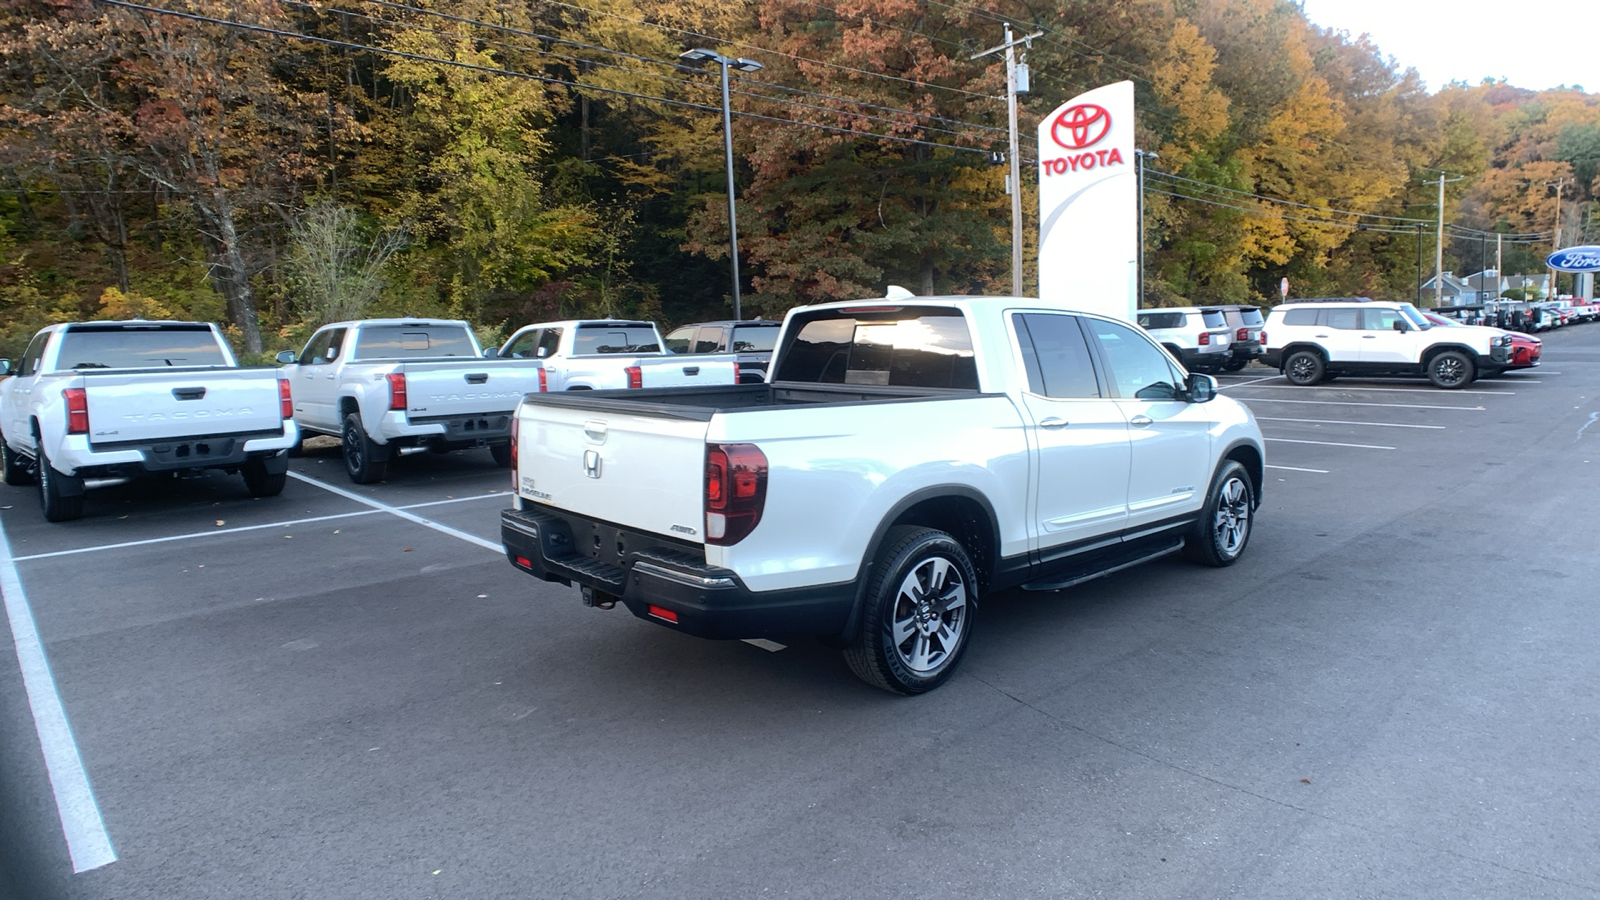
[518, 402, 710, 542]
[83, 368, 284, 444]
[401, 360, 543, 419]
[636, 355, 737, 388]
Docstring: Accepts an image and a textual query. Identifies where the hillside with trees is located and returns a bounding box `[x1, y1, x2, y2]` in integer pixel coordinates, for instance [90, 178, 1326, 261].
[1, 0, 1595, 360]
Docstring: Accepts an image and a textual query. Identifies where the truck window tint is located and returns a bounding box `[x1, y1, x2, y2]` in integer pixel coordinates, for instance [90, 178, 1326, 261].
[730, 325, 778, 352]
[1201, 310, 1227, 328]
[1282, 309, 1319, 326]
[19, 332, 49, 377]
[536, 328, 563, 358]
[1082, 319, 1182, 401]
[663, 326, 693, 354]
[1015, 314, 1100, 398]
[323, 328, 346, 361]
[503, 329, 541, 359]
[773, 308, 978, 390]
[573, 325, 659, 354]
[1136, 312, 1183, 330]
[55, 329, 228, 370]
[353, 325, 478, 359]
[693, 326, 724, 354]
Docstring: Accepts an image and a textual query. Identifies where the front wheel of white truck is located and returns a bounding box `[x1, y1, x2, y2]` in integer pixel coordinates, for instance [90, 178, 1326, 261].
[844, 526, 977, 695]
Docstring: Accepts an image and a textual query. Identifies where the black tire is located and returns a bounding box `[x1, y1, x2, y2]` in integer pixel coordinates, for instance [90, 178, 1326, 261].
[1, 434, 34, 486]
[36, 445, 84, 522]
[285, 435, 305, 458]
[1183, 460, 1254, 567]
[1283, 349, 1326, 386]
[489, 442, 513, 468]
[1426, 350, 1474, 389]
[242, 458, 287, 497]
[341, 412, 388, 484]
[843, 526, 977, 695]
[1223, 358, 1248, 372]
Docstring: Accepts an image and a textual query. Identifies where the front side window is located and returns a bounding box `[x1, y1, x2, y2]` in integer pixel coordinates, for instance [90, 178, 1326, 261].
[19, 332, 50, 377]
[536, 328, 563, 358]
[1082, 318, 1184, 401]
[1014, 313, 1100, 399]
[662, 326, 693, 354]
[503, 329, 542, 359]
[1361, 308, 1405, 332]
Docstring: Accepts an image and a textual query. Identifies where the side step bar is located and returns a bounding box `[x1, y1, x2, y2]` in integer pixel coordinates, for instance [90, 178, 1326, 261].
[1020, 539, 1184, 592]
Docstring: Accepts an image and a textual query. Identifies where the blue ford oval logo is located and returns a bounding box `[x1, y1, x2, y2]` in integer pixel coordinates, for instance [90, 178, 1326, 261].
[1546, 245, 1600, 273]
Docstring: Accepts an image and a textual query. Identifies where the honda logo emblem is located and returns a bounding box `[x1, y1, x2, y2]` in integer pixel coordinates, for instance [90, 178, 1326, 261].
[583, 449, 602, 479]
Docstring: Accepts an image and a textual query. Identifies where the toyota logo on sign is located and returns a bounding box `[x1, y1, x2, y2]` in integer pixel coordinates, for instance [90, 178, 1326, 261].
[1050, 104, 1111, 150]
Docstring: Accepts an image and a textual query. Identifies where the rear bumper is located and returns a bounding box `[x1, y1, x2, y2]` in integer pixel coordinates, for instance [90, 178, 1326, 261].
[501, 506, 854, 640]
[56, 423, 297, 477]
[376, 410, 513, 446]
[1229, 341, 1264, 360]
[1261, 348, 1284, 368]
[1175, 347, 1229, 371]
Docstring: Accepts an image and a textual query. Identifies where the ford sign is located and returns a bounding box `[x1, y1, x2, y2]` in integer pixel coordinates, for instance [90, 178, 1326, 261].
[1546, 245, 1600, 273]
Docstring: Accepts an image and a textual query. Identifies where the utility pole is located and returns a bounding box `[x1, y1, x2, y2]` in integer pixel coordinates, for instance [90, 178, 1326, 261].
[1431, 172, 1465, 307]
[1495, 233, 1502, 300]
[1550, 176, 1566, 298]
[973, 26, 1042, 296]
[1135, 150, 1158, 307]
[1416, 222, 1424, 304]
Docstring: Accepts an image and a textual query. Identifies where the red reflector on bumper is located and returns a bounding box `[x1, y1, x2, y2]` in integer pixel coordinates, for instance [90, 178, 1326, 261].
[514, 556, 532, 569]
[647, 605, 679, 624]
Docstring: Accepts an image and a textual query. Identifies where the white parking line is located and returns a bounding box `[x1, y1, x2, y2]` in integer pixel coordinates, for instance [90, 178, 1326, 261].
[10, 492, 512, 563]
[1265, 464, 1329, 474]
[1228, 384, 1514, 396]
[1215, 375, 1281, 389]
[288, 473, 502, 553]
[1266, 438, 1395, 450]
[1239, 397, 1483, 411]
[1256, 416, 1445, 430]
[0, 516, 117, 873]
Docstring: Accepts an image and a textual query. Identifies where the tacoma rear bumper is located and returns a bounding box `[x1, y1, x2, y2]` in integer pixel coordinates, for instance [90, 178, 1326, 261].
[501, 506, 855, 640]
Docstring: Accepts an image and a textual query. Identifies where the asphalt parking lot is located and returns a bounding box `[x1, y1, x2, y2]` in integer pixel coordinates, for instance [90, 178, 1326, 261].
[3, 327, 1599, 899]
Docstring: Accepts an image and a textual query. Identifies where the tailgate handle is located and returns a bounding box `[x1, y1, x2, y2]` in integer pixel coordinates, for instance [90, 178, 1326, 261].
[465, 373, 489, 384]
[583, 420, 607, 443]
[172, 387, 206, 401]
[682, 366, 700, 376]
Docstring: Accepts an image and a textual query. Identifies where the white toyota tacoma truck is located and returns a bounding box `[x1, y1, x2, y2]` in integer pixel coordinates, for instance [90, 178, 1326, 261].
[494, 319, 736, 391]
[501, 297, 1266, 694]
[278, 318, 543, 483]
[0, 320, 298, 521]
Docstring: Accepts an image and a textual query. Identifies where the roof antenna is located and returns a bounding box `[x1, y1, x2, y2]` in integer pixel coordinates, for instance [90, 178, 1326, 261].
[884, 285, 914, 300]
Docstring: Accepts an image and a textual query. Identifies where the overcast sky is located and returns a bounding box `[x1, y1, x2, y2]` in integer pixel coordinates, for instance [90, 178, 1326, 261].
[1298, 0, 1596, 93]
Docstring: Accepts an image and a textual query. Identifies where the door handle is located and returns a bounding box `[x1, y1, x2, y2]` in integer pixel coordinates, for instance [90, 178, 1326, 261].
[1129, 415, 1153, 427]
[1038, 417, 1069, 429]
[465, 373, 489, 384]
[1362, 335, 1377, 339]
[171, 387, 206, 401]
[325, 374, 335, 380]
[1314, 334, 1329, 338]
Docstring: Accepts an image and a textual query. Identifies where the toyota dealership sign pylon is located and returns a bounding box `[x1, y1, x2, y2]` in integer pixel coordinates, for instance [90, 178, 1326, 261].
[1037, 81, 1136, 321]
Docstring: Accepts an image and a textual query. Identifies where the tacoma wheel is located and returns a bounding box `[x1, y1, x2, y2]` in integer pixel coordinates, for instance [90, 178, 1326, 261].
[489, 442, 513, 468]
[1426, 350, 1474, 389]
[1183, 460, 1254, 567]
[1, 434, 34, 486]
[1283, 350, 1325, 386]
[36, 445, 84, 522]
[341, 412, 388, 484]
[242, 458, 288, 497]
[844, 526, 977, 695]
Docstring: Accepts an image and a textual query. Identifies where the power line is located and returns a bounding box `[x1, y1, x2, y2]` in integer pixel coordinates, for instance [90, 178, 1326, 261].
[1147, 169, 1431, 224]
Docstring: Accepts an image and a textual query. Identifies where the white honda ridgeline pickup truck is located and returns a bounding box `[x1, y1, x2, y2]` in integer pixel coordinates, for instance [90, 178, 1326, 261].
[1, 320, 298, 521]
[501, 297, 1266, 694]
[277, 318, 544, 484]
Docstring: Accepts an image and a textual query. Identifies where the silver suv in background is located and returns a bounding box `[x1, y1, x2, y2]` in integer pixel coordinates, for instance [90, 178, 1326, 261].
[1136, 307, 1232, 373]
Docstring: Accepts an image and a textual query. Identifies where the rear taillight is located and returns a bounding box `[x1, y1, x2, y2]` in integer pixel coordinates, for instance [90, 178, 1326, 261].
[278, 378, 293, 418]
[509, 415, 519, 489]
[1198, 332, 1211, 346]
[1237, 328, 1249, 341]
[537, 367, 548, 392]
[705, 443, 767, 546]
[1259, 330, 1267, 345]
[625, 365, 642, 389]
[386, 373, 407, 411]
[63, 387, 88, 435]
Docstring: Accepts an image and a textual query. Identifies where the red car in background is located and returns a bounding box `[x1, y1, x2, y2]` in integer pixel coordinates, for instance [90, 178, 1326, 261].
[1423, 312, 1541, 369]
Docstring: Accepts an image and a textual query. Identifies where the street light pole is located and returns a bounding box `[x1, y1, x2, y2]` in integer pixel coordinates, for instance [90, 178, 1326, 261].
[681, 49, 764, 320]
[1431, 172, 1464, 307]
[1134, 150, 1158, 308]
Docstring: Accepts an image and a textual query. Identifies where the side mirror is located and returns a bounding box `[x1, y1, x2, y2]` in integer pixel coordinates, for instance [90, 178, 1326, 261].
[275, 350, 298, 365]
[1186, 372, 1217, 403]
[482, 347, 499, 359]
[1392, 320, 1407, 332]
[0, 359, 11, 377]
[536, 346, 549, 359]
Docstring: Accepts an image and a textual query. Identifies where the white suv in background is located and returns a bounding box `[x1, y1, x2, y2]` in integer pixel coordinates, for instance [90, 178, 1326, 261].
[1135, 307, 1232, 373]
[1262, 299, 1511, 389]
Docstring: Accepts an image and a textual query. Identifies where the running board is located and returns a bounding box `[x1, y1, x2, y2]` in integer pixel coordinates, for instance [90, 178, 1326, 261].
[1020, 539, 1184, 592]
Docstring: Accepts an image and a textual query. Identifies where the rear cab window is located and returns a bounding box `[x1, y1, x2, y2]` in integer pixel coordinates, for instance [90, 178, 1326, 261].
[54, 324, 229, 370]
[730, 325, 778, 352]
[573, 324, 660, 355]
[772, 305, 979, 390]
[353, 324, 478, 359]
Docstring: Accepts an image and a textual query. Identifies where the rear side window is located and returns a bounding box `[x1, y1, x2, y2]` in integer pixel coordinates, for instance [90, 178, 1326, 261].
[1014, 314, 1100, 398]
[1136, 312, 1184, 330]
[1325, 309, 1361, 330]
[573, 325, 659, 354]
[353, 325, 478, 359]
[773, 306, 978, 390]
[1281, 309, 1319, 326]
[1200, 310, 1227, 328]
[55, 326, 228, 370]
[730, 325, 778, 352]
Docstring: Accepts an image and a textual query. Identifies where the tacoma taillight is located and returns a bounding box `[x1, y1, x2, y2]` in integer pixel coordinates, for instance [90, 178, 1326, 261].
[705, 443, 767, 546]
[625, 365, 642, 389]
[386, 373, 407, 411]
[278, 378, 293, 418]
[63, 387, 89, 435]
[1237, 328, 1250, 341]
[1198, 332, 1211, 346]
[537, 367, 548, 392]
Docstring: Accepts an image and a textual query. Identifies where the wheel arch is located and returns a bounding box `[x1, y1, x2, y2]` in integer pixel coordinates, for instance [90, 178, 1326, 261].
[1420, 343, 1478, 365]
[1279, 342, 1328, 364]
[1219, 439, 1264, 509]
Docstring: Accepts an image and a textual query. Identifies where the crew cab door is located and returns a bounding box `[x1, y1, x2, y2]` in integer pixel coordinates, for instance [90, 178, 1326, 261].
[1080, 317, 1213, 533]
[1357, 306, 1416, 363]
[2, 331, 50, 450]
[1010, 312, 1130, 555]
[293, 327, 346, 430]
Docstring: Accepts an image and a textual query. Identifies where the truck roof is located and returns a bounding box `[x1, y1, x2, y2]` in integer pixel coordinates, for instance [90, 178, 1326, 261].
[320, 318, 474, 329]
[520, 319, 656, 329]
